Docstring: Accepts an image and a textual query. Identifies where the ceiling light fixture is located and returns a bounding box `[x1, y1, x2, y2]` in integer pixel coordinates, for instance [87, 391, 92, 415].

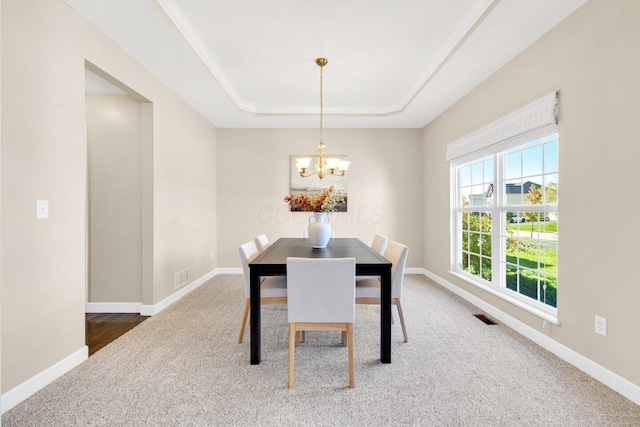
[295, 58, 350, 180]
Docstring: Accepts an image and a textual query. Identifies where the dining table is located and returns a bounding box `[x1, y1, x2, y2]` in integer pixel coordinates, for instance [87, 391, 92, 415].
[248, 237, 393, 365]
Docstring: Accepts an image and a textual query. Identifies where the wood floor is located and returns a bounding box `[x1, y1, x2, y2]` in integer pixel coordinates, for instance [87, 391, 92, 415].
[85, 313, 149, 356]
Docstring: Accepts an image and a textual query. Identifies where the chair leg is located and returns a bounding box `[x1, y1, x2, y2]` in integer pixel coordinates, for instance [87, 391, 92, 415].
[238, 299, 250, 344]
[347, 323, 354, 389]
[341, 331, 347, 347]
[288, 323, 296, 388]
[394, 298, 408, 343]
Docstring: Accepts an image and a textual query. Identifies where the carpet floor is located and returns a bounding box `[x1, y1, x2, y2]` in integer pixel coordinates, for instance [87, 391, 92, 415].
[4, 274, 640, 426]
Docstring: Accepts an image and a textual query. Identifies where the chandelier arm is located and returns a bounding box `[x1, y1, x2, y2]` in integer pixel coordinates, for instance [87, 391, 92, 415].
[298, 169, 318, 178]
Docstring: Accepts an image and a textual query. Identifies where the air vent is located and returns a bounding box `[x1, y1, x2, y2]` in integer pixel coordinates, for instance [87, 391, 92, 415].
[473, 314, 497, 325]
[174, 268, 190, 289]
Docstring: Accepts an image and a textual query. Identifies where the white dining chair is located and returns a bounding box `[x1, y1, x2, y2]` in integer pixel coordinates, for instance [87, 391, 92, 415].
[356, 240, 409, 342]
[371, 234, 388, 255]
[255, 234, 270, 252]
[355, 234, 388, 282]
[237, 240, 287, 344]
[286, 257, 356, 389]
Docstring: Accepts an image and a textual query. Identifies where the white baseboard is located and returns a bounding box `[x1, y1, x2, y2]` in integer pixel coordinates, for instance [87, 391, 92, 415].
[1, 269, 225, 414]
[214, 267, 242, 274]
[1, 345, 88, 414]
[421, 268, 640, 406]
[85, 302, 142, 313]
[86, 270, 223, 316]
[141, 268, 218, 316]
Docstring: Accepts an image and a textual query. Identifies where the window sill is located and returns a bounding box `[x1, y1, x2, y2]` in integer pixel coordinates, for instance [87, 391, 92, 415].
[448, 271, 560, 326]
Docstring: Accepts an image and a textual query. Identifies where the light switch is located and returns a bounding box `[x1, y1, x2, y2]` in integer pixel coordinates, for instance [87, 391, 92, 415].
[37, 200, 49, 219]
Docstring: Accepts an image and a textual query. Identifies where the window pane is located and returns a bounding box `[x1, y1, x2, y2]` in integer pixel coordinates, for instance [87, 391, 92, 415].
[461, 213, 470, 231]
[461, 251, 469, 271]
[504, 152, 521, 180]
[481, 232, 491, 257]
[540, 246, 557, 276]
[481, 257, 492, 281]
[470, 232, 480, 253]
[470, 185, 486, 207]
[519, 268, 538, 300]
[524, 180, 543, 206]
[460, 165, 471, 187]
[523, 145, 543, 176]
[471, 162, 483, 186]
[544, 175, 558, 205]
[468, 254, 480, 276]
[485, 184, 494, 206]
[460, 187, 473, 207]
[540, 274, 557, 308]
[505, 179, 524, 206]
[484, 159, 493, 182]
[545, 139, 558, 173]
[469, 214, 480, 232]
[506, 263, 518, 291]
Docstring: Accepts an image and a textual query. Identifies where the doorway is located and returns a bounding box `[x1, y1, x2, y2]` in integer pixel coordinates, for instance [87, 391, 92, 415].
[84, 62, 153, 333]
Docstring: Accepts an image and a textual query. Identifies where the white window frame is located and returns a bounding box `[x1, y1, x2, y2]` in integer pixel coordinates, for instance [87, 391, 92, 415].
[448, 93, 559, 325]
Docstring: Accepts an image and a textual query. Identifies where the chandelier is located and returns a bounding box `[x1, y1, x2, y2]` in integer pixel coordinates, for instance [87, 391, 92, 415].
[295, 58, 350, 180]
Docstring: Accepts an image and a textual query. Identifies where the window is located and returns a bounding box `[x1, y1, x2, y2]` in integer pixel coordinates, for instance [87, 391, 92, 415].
[448, 92, 558, 319]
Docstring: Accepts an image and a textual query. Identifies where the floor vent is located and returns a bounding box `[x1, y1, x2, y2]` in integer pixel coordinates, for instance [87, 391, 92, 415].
[473, 314, 497, 325]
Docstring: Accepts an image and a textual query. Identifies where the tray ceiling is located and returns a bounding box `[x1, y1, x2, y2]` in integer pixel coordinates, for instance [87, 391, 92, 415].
[67, 0, 587, 128]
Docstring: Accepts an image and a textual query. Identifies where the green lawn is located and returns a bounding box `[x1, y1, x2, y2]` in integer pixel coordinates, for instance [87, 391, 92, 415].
[506, 245, 557, 307]
[507, 220, 557, 233]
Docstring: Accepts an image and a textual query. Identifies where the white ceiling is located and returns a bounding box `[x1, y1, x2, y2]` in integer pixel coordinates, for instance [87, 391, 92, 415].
[68, 0, 587, 129]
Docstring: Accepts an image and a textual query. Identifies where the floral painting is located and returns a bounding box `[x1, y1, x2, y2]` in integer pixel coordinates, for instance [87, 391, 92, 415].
[290, 155, 348, 212]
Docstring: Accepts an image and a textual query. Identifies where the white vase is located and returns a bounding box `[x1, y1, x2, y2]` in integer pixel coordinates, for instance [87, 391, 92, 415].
[308, 212, 331, 248]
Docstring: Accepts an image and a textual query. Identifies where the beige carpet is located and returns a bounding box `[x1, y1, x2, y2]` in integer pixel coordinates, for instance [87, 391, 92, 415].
[4, 274, 640, 426]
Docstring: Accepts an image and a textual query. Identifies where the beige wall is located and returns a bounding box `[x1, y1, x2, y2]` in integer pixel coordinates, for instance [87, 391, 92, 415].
[1, 0, 217, 392]
[152, 98, 217, 303]
[217, 128, 423, 268]
[423, 0, 640, 386]
[86, 95, 143, 303]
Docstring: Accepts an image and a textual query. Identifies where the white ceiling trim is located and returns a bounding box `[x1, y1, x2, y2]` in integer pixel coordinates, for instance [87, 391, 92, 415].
[395, 0, 496, 116]
[155, 0, 497, 117]
[154, 0, 253, 112]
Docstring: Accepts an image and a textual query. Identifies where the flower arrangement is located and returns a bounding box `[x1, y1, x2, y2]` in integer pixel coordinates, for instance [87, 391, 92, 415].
[284, 185, 345, 212]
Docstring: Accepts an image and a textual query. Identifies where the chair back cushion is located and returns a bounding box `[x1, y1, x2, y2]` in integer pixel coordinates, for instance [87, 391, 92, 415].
[255, 234, 270, 252]
[287, 257, 356, 323]
[371, 234, 389, 255]
[385, 241, 409, 299]
[239, 241, 260, 298]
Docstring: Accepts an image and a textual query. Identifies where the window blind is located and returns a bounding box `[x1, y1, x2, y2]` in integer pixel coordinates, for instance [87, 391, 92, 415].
[446, 91, 558, 164]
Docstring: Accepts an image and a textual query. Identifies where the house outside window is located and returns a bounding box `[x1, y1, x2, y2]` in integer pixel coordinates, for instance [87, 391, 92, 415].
[447, 92, 558, 322]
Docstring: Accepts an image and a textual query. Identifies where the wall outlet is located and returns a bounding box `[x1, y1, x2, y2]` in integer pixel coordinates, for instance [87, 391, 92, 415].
[595, 315, 607, 337]
[36, 200, 49, 219]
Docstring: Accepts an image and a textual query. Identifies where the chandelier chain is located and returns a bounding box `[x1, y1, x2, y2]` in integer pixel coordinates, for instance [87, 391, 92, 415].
[319, 61, 323, 144]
